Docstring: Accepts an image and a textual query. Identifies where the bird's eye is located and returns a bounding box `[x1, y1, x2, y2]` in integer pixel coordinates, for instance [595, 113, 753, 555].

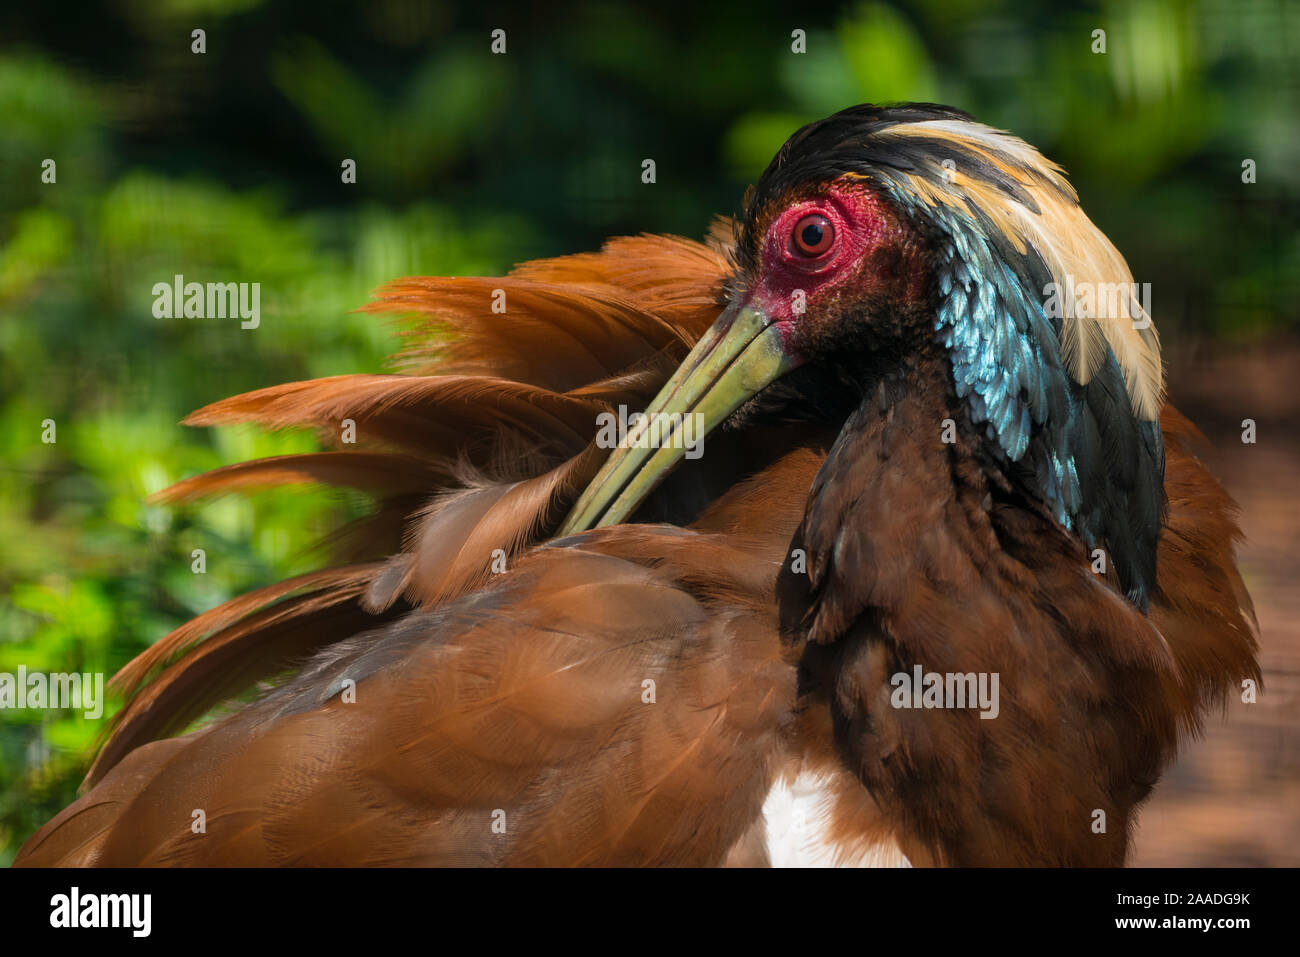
[791, 214, 835, 257]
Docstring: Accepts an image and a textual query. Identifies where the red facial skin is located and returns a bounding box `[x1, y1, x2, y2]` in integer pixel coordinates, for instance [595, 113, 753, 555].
[745, 182, 928, 355]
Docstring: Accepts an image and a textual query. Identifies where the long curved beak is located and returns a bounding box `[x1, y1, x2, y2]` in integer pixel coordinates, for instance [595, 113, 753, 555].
[558, 299, 800, 535]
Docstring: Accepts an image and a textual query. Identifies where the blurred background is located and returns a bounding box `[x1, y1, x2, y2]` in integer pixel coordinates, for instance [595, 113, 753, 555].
[1, 0, 1296, 865]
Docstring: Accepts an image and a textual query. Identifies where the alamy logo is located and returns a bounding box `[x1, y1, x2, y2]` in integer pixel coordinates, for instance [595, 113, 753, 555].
[890, 665, 1000, 719]
[152, 274, 260, 329]
[50, 887, 151, 937]
[0, 666, 103, 719]
[595, 405, 705, 460]
[1042, 274, 1151, 329]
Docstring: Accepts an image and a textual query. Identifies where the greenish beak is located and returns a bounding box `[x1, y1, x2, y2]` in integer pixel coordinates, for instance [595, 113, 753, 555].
[558, 300, 799, 535]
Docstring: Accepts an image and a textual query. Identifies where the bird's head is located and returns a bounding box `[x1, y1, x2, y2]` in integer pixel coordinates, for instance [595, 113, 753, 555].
[562, 103, 1165, 610]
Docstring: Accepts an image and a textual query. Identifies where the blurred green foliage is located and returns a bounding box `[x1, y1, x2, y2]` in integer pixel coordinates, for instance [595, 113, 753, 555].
[1, 0, 1296, 863]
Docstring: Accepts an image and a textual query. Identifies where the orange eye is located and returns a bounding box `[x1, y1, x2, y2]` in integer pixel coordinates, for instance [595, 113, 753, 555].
[792, 214, 834, 256]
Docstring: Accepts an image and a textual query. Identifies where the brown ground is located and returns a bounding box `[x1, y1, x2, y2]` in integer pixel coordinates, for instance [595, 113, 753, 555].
[1128, 341, 1300, 866]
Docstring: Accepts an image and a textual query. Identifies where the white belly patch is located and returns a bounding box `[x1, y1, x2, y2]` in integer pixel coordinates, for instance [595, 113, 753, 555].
[761, 771, 912, 868]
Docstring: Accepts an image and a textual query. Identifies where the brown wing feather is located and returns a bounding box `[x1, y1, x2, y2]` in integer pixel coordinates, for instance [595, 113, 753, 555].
[74, 234, 730, 791]
[153, 451, 449, 501]
[365, 442, 606, 611]
[18, 531, 795, 866]
[183, 374, 602, 455]
[1150, 406, 1262, 728]
[84, 563, 395, 788]
[109, 564, 384, 701]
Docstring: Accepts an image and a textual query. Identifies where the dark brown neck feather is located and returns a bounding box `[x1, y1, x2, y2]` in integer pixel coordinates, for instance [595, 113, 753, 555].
[780, 358, 1180, 865]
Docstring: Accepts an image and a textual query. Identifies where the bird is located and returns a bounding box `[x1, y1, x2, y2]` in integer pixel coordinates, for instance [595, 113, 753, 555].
[15, 103, 1259, 867]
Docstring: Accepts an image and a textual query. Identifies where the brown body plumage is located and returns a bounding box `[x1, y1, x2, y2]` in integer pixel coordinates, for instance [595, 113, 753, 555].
[16, 105, 1258, 867]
